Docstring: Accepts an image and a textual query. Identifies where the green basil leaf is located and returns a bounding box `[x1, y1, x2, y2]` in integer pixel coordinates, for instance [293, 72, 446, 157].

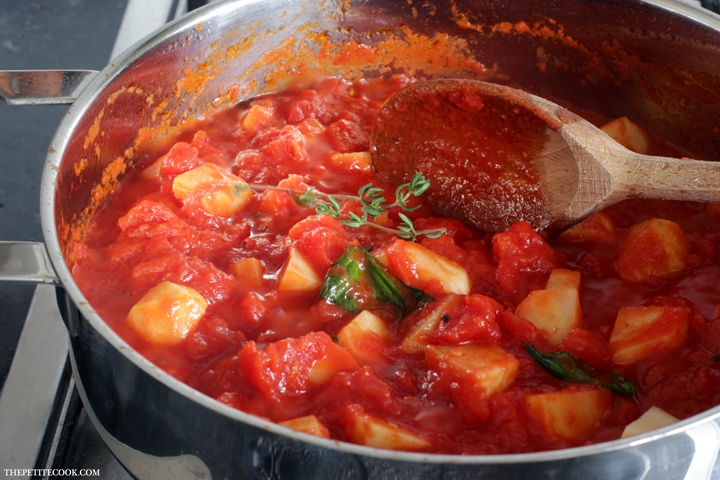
[364, 250, 407, 311]
[319, 245, 432, 316]
[524, 343, 634, 396]
[319, 247, 363, 313]
[599, 373, 635, 396]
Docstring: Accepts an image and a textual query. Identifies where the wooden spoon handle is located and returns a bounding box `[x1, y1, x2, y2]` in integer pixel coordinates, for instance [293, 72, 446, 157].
[560, 120, 720, 205]
[609, 151, 720, 203]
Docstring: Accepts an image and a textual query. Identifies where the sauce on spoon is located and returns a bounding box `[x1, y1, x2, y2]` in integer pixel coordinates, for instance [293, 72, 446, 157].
[371, 79, 720, 234]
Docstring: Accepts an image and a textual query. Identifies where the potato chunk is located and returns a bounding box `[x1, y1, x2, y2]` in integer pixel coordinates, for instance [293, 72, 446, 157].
[342, 404, 431, 451]
[600, 116, 652, 154]
[515, 287, 582, 345]
[279, 415, 330, 438]
[545, 268, 581, 290]
[425, 344, 519, 398]
[126, 281, 208, 345]
[621, 406, 678, 438]
[172, 163, 253, 217]
[609, 305, 689, 365]
[229, 257, 265, 290]
[337, 310, 390, 366]
[383, 239, 471, 296]
[616, 218, 688, 284]
[241, 103, 280, 133]
[307, 341, 360, 386]
[277, 245, 323, 293]
[524, 387, 612, 441]
[515, 268, 583, 345]
[329, 151, 373, 172]
[557, 212, 617, 245]
[401, 294, 462, 353]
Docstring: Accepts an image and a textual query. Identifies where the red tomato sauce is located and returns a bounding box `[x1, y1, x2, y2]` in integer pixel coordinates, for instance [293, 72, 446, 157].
[72, 75, 720, 454]
[371, 80, 552, 233]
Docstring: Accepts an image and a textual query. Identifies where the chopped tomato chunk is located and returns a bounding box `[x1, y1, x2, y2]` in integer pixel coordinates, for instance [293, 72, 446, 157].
[492, 222, 566, 305]
[239, 332, 359, 409]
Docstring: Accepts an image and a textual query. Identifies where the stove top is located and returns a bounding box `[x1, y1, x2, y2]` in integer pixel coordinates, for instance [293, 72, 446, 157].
[0, 2, 207, 479]
[0, 1, 719, 479]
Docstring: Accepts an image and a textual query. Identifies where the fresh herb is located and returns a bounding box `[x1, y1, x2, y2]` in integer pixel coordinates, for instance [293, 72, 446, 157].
[236, 172, 445, 241]
[319, 245, 431, 316]
[524, 343, 635, 396]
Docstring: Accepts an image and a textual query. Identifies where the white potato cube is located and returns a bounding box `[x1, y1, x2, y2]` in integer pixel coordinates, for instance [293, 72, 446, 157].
[126, 281, 207, 345]
[229, 257, 265, 290]
[601, 116, 652, 154]
[515, 287, 582, 345]
[610, 305, 689, 365]
[329, 151, 373, 171]
[622, 406, 678, 438]
[545, 268, 581, 290]
[241, 103, 279, 133]
[524, 387, 612, 441]
[279, 415, 330, 438]
[401, 294, 463, 353]
[383, 240, 471, 295]
[343, 404, 431, 450]
[277, 245, 323, 293]
[557, 212, 617, 245]
[337, 311, 390, 366]
[172, 163, 253, 217]
[616, 218, 688, 284]
[172, 162, 226, 199]
[141, 157, 163, 179]
[425, 343, 519, 397]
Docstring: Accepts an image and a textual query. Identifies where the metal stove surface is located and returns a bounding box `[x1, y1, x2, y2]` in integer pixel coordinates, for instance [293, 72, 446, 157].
[0, 1, 719, 479]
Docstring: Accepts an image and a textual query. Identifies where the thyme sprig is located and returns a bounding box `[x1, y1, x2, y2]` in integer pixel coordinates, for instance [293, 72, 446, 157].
[238, 172, 445, 241]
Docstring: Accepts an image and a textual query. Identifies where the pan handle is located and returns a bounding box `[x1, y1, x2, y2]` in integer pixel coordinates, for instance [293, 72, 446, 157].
[0, 241, 59, 284]
[0, 70, 98, 105]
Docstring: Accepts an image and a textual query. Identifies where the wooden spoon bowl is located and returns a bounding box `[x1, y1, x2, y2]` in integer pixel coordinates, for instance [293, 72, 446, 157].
[370, 79, 720, 234]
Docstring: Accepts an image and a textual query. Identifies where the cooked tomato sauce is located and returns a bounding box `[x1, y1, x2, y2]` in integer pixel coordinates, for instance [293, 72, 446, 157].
[372, 80, 552, 233]
[72, 75, 720, 454]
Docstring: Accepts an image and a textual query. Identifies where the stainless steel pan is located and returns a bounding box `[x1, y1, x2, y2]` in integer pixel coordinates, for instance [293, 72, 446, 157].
[3, 0, 720, 478]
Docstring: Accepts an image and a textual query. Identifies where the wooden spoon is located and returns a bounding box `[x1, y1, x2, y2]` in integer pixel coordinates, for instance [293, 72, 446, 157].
[370, 79, 720, 234]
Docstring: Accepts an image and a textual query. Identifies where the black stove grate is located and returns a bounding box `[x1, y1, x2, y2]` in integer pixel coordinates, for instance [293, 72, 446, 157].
[702, 0, 720, 13]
